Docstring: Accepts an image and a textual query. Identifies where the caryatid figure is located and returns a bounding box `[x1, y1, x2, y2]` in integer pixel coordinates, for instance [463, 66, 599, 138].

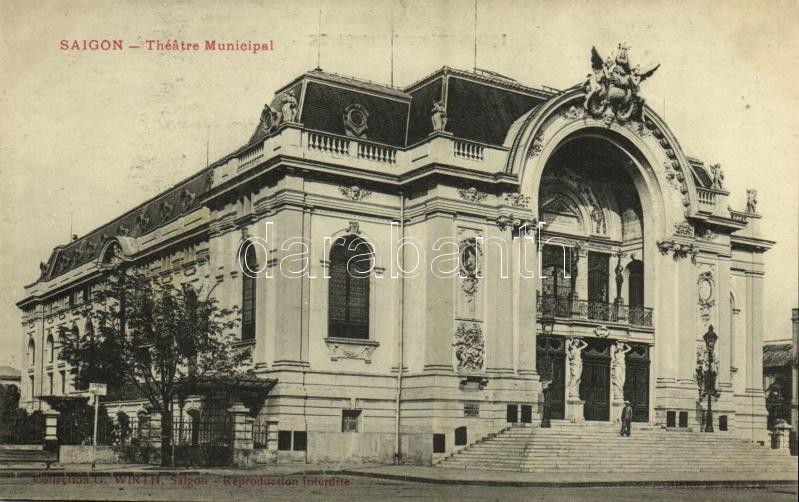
[566, 337, 589, 399]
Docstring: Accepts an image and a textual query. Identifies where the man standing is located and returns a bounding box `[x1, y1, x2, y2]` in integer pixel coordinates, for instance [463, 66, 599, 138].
[621, 400, 633, 436]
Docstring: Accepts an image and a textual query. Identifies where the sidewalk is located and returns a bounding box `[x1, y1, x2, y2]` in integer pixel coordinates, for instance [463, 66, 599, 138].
[343, 465, 799, 488]
[1, 462, 796, 488]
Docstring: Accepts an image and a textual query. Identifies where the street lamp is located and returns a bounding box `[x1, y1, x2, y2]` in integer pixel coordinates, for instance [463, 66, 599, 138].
[703, 325, 718, 433]
[539, 315, 556, 428]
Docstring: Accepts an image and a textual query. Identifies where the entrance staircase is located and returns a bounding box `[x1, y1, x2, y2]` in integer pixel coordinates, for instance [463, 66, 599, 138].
[436, 421, 798, 474]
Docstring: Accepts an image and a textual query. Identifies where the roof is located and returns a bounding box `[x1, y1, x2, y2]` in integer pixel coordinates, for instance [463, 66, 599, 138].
[0, 366, 21, 379]
[763, 343, 792, 368]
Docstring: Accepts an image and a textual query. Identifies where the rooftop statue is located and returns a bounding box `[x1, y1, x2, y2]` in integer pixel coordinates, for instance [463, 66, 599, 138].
[584, 44, 660, 123]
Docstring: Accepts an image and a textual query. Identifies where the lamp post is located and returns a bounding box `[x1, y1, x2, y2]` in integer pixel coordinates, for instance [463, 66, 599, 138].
[539, 315, 556, 428]
[703, 325, 718, 433]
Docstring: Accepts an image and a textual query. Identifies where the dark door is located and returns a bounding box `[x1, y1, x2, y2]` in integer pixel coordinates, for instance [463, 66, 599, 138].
[624, 344, 650, 422]
[506, 404, 518, 423]
[537, 336, 566, 420]
[580, 339, 611, 421]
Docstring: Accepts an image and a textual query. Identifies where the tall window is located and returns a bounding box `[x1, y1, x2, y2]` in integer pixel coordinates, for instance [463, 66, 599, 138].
[627, 260, 644, 308]
[541, 244, 573, 299]
[27, 339, 35, 367]
[46, 334, 54, 363]
[328, 236, 373, 339]
[240, 241, 258, 341]
[587, 252, 610, 304]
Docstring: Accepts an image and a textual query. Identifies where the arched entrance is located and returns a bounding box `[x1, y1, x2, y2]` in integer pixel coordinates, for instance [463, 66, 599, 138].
[504, 90, 693, 425]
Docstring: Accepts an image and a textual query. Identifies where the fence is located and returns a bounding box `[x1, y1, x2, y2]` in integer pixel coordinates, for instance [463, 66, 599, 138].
[171, 413, 232, 448]
[0, 411, 44, 445]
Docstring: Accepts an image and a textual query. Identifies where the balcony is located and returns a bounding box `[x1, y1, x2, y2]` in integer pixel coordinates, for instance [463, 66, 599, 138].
[536, 293, 653, 328]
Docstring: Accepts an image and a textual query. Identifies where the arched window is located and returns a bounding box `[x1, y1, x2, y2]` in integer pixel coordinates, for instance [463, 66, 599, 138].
[328, 236, 373, 339]
[27, 339, 35, 367]
[46, 334, 54, 364]
[84, 320, 93, 339]
[239, 241, 258, 341]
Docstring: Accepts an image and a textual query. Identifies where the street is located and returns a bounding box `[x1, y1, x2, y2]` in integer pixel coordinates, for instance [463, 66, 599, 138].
[0, 474, 795, 502]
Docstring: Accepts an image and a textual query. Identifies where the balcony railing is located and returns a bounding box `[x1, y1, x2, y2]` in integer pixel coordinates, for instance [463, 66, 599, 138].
[536, 294, 654, 328]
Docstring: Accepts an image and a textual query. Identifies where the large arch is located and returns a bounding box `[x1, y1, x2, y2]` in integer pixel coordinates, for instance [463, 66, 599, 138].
[504, 90, 703, 424]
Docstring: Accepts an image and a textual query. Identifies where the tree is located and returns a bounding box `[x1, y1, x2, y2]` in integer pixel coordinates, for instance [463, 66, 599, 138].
[58, 270, 251, 466]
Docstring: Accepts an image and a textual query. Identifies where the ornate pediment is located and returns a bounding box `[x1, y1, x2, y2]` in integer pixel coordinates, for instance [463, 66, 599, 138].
[541, 196, 578, 217]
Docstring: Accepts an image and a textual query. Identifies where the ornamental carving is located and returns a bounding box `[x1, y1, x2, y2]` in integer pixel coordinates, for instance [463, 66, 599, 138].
[745, 189, 758, 214]
[431, 100, 447, 132]
[457, 187, 489, 204]
[656, 240, 698, 264]
[674, 222, 695, 237]
[559, 105, 585, 121]
[453, 322, 485, 373]
[159, 200, 173, 220]
[697, 271, 715, 323]
[528, 134, 544, 158]
[583, 43, 660, 124]
[180, 188, 196, 210]
[496, 215, 538, 238]
[710, 164, 725, 191]
[135, 211, 150, 234]
[503, 192, 531, 208]
[343, 104, 369, 138]
[325, 338, 378, 364]
[339, 185, 372, 201]
[695, 224, 718, 241]
[459, 238, 482, 301]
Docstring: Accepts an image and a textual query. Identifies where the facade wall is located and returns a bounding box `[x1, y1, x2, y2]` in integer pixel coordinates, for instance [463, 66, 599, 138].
[17, 73, 775, 462]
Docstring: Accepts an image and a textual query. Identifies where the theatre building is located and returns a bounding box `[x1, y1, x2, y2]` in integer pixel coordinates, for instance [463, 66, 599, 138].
[17, 46, 779, 466]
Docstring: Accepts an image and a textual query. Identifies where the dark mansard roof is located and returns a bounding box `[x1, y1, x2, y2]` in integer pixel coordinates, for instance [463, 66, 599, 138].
[34, 67, 718, 285]
[37, 67, 556, 284]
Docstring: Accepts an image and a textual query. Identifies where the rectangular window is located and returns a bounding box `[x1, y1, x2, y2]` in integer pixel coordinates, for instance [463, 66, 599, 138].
[341, 410, 361, 432]
[293, 431, 307, 451]
[666, 411, 676, 427]
[587, 251, 610, 310]
[463, 403, 480, 418]
[433, 434, 446, 454]
[47, 373, 53, 396]
[678, 411, 688, 428]
[277, 430, 292, 451]
[719, 415, 728, 431]
[29, 375, 34, 398]
[60, 370, 66, 395]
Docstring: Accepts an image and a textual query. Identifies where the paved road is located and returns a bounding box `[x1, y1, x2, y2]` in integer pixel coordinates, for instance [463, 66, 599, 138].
[0, 474, 796, 501]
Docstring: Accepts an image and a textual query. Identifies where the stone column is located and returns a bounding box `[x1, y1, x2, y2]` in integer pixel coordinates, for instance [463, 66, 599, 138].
[517, 229, 538, 376]
[43, 409, 59, 453]
[151, 413, 162, 451]
[229, 404, 254, 466]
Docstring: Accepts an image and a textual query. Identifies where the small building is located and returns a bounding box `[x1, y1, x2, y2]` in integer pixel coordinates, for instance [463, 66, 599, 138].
[763, 340, 793, 430]
[0, 365, 21, 390]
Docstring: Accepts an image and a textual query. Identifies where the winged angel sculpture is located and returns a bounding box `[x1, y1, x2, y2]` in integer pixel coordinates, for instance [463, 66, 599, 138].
[583, 44, 660, 123]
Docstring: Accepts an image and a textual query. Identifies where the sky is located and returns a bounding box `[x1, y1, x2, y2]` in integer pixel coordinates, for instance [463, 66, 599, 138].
[1, 0, 797, 367]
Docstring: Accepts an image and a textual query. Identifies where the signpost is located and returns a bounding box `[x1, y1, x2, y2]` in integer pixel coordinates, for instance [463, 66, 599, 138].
[88, 383, 107, 470]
